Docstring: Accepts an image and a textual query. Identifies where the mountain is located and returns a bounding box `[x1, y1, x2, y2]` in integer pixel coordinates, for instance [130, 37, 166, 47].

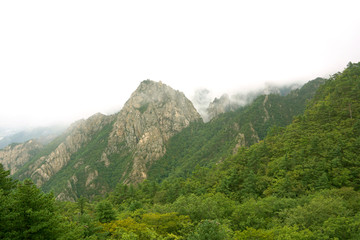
[7, 77, 324, 201]
[12, 80, 201, 201]
[0, 140, 43, 175]
[0, 125, 66, 149]
[2, 64, 359, 239]
[147, 77, 325, 181]
[123, 62, 360, 239]
[193, 83, 301, 122]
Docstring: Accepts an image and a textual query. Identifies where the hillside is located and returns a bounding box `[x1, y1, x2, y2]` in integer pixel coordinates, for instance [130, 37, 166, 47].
[99, 62, 360, 239]
[0, 140, 43, 175]
[7, 77, 325, 201]
[13, 80, 201, 201]
[1, 63, 359, 239]
[148, 77, 325, 181]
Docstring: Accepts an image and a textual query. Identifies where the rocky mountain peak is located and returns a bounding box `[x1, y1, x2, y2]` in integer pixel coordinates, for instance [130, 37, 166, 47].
[123, 80, 193, 113]
[8, 80, 202, 200]
[108, 80, 202, 183]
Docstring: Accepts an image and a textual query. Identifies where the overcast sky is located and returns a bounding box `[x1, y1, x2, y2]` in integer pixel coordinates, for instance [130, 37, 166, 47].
[1, 0, 360, 130]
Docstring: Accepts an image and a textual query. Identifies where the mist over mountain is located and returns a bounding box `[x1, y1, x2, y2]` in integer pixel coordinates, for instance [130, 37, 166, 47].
[1, 62, 360, 239]
[192, 82, 303, 122]
[7, 80, 200, 201]
[0, 125, 67, 149]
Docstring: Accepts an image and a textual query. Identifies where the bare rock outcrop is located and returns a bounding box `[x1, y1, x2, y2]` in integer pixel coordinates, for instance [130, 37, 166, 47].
[0, 140, 43, 175]
[25, 113, 114, 187]
[107, 80, 202, 183]
[10, 80, 202, 200]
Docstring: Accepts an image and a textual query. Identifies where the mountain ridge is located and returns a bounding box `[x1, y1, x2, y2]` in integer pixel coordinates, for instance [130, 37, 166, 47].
[10, 80, 201, 200]
[2, 78, 325, 201]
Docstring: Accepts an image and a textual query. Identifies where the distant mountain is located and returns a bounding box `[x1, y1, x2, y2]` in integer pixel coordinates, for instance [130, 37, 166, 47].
[205, 83, 302, 121]
[0, 125, 66, 149]
[12, 80, 201, 201]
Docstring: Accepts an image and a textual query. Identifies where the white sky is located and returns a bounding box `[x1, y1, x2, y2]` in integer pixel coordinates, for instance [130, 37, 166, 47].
[1, 0, 360, 129]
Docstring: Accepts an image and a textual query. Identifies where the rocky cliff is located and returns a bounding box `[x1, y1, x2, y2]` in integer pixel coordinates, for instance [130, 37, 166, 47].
[106, 80, 202, 183]
[25, 113, 114, 187]
[0, 140, 43, 175]
[13, 80, 201, 200]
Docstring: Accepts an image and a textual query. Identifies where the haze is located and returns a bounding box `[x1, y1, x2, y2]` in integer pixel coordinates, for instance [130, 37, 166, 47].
[1, 0, 360, 130]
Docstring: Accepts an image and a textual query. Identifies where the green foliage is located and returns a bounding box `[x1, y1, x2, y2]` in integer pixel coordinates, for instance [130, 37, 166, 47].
[140, 212, 191, 237]
[102, 217, 159, 239]
[0, 178, 76, 240]
[166, 193, 235, 223]
[148, 78, 324, 182]
[96, 200, 116, 223]
[0, 164, 16, 194]
[234, 228, 274, 240]
[3, 63, 360, 239]
[231, 197, 298, 231]
[188, 220, 231, 240]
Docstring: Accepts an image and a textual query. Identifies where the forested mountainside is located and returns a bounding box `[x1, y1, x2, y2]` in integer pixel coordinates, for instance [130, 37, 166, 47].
[204, 82, 301, 120]
[1, 62, 359, 239]
[11, 80, 201, 201]
[148, 77, 325, 181]
[4, 77, 322, 201]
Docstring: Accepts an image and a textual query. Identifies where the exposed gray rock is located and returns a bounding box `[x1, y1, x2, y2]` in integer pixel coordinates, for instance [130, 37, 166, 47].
[24, 113, 114, 187]
[0, 140, 43, 175]
[107, 80, 202, 183]
[12, 80, 202, 200]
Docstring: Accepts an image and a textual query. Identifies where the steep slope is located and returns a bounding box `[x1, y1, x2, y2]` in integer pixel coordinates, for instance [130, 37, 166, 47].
[81, 63, 360, 240]
[214, 62, 360, 199]
[148, 78, 325, 181]
[15, 113, 114, 188]
[0, 140, 43, 175]
[14, 80, 201, 201]
[105, 80, 201, 183]
[205, 83, 301, 120]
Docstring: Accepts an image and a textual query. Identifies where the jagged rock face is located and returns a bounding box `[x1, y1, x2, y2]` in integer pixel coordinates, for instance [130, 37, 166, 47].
[207, 94, 240, 120]
[7, 80, 201, 201]
[24, 113, 114, 187]
[0, 140, 42, 175]
[108, 80, 202, 183]
[11, 80, 201, 200]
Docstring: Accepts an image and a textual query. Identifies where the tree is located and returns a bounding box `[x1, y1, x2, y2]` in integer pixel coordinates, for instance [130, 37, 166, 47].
[188, 220, 230, 240]
[0, 164, 16, 194]
[77, 196, 87, 216]
[5, 179, 64, 240]
[95, 200, 116, 223]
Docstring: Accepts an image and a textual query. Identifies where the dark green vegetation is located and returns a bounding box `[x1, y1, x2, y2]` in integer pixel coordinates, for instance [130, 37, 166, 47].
[1, 62, 359, 239]
[13, 76, 323, 200]
[0, 165, 80, 240]
[148, 77, 325, 181]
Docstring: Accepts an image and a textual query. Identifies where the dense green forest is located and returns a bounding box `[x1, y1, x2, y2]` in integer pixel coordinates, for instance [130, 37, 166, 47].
[147, 77, 325, 182]
[1, 62, 360, 239]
